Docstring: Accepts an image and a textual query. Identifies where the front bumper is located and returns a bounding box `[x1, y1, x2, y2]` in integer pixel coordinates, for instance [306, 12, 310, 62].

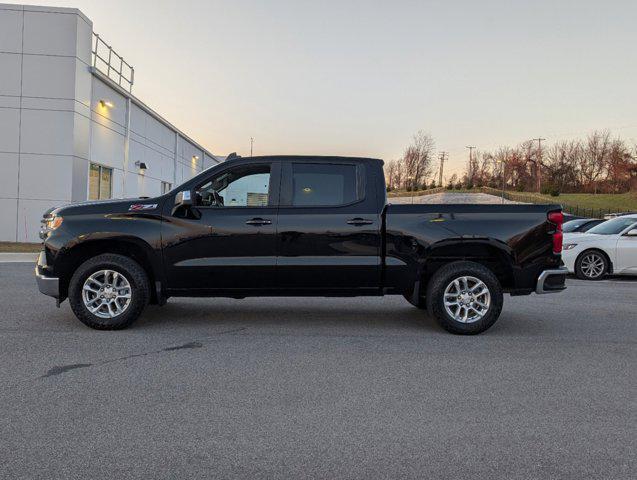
[535, 267, 568, 294]
[560, 250, 577, 273]
[35, 251, 59, 298]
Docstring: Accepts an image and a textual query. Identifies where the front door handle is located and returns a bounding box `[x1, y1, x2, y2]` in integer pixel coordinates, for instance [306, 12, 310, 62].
[246, 218, 272, 226]
[347, 218, 373, 226]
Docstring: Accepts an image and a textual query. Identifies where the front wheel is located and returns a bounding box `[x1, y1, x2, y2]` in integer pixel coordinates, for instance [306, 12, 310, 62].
[68, 254, 150, 330]
[426, 261, 503, 335]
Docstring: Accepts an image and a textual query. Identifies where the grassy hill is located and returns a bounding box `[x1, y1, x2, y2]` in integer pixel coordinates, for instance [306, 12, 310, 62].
[495, 191, 637, 215]
[388, 187, 637, 217]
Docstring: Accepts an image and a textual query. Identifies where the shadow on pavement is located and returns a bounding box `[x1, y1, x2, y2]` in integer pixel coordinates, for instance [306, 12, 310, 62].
[134, 298, 441, 334]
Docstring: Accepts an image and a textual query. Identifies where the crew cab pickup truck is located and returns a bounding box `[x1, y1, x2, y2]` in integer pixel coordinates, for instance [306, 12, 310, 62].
[36, 156, 567, 334]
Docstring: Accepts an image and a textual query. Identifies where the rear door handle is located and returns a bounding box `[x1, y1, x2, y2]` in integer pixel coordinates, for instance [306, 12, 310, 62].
[246, 218, 272, 226]
[347, 218, 374, 226]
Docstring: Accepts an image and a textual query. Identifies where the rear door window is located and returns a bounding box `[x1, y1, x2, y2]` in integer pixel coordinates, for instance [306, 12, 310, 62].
[291, 163, 358, 206]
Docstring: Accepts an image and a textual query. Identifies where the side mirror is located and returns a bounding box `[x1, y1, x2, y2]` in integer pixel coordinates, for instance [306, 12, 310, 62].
[174, 189, 193, 208]
[172, 189, 197, 218]
[624, 228, 637, 237]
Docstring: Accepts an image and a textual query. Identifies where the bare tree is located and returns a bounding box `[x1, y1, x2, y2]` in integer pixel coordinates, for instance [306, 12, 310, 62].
[579, 131, 612, 193]
[384, 160, 399, 190]
[395, 159, 405, 190]
[459, 130, 636, 194]
[401, 146, 418, 190]
[448, 173, 458, 189]
[470, 151, 495, 187]
[544, 140, 581, 192]
[408, 131, 436, 189]
[604, 138, 634, 193]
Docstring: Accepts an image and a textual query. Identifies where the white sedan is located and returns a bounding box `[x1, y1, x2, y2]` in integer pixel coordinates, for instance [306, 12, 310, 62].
[562, 214, 637, 280]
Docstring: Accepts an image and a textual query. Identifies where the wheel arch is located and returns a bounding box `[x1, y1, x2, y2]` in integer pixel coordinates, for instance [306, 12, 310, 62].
[54, 236, 162, 303]
[417, 239, 515, 293]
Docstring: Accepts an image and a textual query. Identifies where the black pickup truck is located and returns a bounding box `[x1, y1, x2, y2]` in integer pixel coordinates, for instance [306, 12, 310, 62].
[36, 156, 567, 334]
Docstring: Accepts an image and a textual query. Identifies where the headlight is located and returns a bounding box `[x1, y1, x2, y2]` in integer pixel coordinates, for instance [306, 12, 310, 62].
[44, 216, 63, 231]
[562, 243, 577, 251]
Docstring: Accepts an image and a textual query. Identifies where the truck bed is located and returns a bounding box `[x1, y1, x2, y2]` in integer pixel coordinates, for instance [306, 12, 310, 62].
[383, 203, 563, 294]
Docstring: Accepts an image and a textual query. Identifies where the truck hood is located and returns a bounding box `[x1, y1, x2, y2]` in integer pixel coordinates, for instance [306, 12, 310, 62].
[47, 197, 163, 217]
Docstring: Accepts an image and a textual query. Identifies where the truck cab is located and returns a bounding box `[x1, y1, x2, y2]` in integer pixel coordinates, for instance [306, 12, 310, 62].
[163, 156, 385, 296]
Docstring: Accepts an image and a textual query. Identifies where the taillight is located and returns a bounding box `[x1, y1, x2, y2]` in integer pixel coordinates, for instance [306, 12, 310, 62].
[548, 210, 563, 254]
[548, 211, 563, 226]
[552, 231, 563, 254]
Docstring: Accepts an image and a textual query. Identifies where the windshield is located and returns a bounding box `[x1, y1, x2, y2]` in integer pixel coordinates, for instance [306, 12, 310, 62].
[586, 217, 637, 235]
[562, 219, 588, 232]
[165, 162, 225, 196]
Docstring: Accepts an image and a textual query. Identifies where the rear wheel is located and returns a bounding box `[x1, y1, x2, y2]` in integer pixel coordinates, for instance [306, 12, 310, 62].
[68, 254, 150, 330]
[426, 261, 503, 335]
[575, 250, 608, 280]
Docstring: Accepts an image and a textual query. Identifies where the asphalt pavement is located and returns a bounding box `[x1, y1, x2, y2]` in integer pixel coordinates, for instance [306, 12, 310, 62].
[0, 262, 635, 479]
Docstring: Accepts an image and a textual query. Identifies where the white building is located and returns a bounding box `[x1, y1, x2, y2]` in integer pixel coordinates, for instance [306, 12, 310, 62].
[0, 3, 222, 242]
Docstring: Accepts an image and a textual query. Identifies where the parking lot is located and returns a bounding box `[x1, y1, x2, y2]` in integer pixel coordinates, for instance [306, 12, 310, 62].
[0, 262, 635, 479]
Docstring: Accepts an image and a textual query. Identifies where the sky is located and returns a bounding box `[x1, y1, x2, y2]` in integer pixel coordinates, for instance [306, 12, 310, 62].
[10, 0, 637, 177]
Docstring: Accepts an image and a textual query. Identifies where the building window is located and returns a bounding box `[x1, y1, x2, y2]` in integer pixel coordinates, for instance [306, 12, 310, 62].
[161, 181, 172, 194]
[89, 163, 113, 200]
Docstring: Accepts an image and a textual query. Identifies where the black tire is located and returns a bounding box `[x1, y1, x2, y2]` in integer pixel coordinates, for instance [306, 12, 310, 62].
[425, 261, 503, 335]
[403, 293, 426, 309]
[575, 250, 608, 281]
[68, 254, 150, 330]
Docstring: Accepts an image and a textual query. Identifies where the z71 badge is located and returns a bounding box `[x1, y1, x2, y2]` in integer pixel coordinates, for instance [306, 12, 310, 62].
[129, 204, 158, 211]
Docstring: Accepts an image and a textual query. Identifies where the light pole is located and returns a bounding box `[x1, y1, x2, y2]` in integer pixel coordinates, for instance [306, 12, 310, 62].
[501, 157, 506, 203]
[407, 176, 415, 204]
[530, 137, 545, 192]
[466, 146, 476, 185]
[250, 137, 254, 157]
[438, 152, 447, 187]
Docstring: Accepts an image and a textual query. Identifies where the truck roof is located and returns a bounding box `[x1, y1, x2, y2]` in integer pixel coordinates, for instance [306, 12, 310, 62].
[225, 155, 384, 166]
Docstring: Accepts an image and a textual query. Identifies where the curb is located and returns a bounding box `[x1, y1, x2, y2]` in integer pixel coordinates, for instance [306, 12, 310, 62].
[0, 253, 38, 263]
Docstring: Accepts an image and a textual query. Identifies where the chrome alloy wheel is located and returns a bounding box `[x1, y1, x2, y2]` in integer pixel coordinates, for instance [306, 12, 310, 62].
[580, 253, 605, 279]
[443, 276, 491, 324]
[82, 270, 132, 319]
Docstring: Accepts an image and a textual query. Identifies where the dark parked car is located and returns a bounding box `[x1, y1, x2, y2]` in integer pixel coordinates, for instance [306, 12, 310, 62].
[35, 156, 567, 334]
[562, 218, 605, 233]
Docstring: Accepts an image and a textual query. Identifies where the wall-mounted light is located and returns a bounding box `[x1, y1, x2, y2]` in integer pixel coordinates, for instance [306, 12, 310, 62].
[99, 100, 114, 108]
[134, 161, 147, 175]
[192, 155, 199, 161]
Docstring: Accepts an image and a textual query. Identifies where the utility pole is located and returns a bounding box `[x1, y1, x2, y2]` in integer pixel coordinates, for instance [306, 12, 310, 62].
[438, 152, 448, 187]
[501, 156, 506, 203]
[466, 146, 476, 184]
[250, 137, 254, 157]
[530, 137, 545, 192]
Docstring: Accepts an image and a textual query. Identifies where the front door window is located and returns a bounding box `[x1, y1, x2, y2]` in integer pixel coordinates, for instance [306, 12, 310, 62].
[196, 164, 271, 207]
